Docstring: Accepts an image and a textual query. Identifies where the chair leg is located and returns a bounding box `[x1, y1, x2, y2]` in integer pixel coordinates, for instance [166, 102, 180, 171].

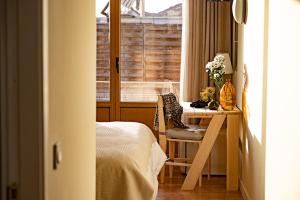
[207, 153, 211, 180]
[159, 134, 167, 183]
[160, 166, 166, 183]
[198, 171, 203, 187]
[169, 141, 175, 178]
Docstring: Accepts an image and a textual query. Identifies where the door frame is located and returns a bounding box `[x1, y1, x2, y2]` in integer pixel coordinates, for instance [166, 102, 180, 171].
[96, 0, 119, 121]
[0, 1, 8, 198]
[113, 0, 121, 120]
[97, 0, 158, 121]
[0, 0, 44, 199]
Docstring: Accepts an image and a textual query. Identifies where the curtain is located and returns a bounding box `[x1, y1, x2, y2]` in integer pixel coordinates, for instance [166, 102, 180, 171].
[180, 0, 233, 102]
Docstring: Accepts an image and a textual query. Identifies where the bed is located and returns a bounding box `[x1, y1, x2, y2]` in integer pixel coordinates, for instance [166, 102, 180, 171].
[96, 122, 167, 200]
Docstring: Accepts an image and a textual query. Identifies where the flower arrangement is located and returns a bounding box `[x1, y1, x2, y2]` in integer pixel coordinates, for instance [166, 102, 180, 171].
[200, 87, 216, 102]
[205, 55, 225, 89]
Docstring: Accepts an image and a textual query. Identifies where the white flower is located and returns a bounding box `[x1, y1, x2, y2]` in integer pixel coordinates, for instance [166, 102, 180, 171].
[221, 66, 226, 73]
[206, 62, 212, 69]
[214, 73, 220, 79]
[214, 55, 225, 63]
[213, 62, 218, 69]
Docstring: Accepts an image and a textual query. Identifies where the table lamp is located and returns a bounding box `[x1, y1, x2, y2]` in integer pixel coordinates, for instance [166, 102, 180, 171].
[216, 52, 233, 74]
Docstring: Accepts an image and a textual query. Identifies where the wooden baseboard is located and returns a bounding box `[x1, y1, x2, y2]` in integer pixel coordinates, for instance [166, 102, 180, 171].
[239, 180, 251, 200]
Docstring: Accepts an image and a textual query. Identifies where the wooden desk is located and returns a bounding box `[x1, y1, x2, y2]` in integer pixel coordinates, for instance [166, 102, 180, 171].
[180, 102, 241, 191]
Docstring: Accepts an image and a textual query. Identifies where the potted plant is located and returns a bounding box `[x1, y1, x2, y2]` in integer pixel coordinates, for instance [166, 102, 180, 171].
[205, 55, 225, 90]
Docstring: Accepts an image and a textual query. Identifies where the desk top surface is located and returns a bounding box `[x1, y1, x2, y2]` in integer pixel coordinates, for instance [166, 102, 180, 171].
[181, 102, 241, 116]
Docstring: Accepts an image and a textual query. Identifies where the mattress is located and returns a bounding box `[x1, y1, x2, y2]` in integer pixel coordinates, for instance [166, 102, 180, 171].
[96, 122, 166, 200]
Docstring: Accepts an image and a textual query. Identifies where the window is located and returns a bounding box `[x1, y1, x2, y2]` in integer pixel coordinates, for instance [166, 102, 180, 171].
[96, 1, 110, 102]
[96, 0, 183, 102]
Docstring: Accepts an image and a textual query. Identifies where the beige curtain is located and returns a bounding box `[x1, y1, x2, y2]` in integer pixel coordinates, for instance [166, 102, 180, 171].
[180, 0, 233, 102]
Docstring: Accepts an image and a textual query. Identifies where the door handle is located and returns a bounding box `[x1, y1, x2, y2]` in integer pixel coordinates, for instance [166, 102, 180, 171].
[116, 57, 119, 74]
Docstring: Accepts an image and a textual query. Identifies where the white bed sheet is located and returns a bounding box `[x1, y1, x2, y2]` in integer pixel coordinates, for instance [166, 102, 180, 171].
[146, 142, 167, 200]
[96, 122, 166, 200]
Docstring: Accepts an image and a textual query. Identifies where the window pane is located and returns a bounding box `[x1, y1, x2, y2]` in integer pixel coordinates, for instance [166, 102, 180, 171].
[120, 0, 182, 102]
[96, 2, 110, 102]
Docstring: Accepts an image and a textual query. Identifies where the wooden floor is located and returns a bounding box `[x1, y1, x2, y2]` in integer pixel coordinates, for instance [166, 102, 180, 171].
[157, 170, 243, 200]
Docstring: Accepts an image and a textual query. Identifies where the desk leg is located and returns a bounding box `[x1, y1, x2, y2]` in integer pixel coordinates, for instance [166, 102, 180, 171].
[226, 114, 240, 191]
[181, 115, 226, 190]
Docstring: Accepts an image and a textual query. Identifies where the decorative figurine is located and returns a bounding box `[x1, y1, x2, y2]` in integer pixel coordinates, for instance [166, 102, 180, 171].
[220, 79, 236, 111]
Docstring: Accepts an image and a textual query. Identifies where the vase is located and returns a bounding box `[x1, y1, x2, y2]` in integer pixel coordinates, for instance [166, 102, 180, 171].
[215, 86, 221, 102]
[219, 79, 236, 111]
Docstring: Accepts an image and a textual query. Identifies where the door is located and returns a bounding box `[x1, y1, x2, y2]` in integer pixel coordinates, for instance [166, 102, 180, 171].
[0, 0, 17, 198]
[1, 0, 96, 199]
[97, 0, 183, 134]
[1, 0, 44, 199]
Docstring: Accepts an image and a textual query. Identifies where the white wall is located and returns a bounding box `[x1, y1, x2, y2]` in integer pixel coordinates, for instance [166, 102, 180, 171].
[235, 0, 300, 200]
[265, 1, 300, 199]
[233, 1, 268, 199]
[43, 0, 96, 199]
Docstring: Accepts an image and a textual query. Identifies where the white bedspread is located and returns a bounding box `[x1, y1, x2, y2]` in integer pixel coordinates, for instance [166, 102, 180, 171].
[96, 122, 166, 200]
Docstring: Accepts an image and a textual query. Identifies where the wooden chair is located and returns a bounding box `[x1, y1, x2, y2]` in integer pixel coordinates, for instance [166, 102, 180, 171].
[157, 95, 211, 186]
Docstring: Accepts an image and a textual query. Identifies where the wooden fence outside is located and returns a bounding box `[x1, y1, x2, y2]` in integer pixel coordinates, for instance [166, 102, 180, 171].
[97, 17, 182, 102]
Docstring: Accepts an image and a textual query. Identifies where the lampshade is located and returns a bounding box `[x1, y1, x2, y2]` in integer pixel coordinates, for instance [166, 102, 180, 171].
[217, 53, 233, 74]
